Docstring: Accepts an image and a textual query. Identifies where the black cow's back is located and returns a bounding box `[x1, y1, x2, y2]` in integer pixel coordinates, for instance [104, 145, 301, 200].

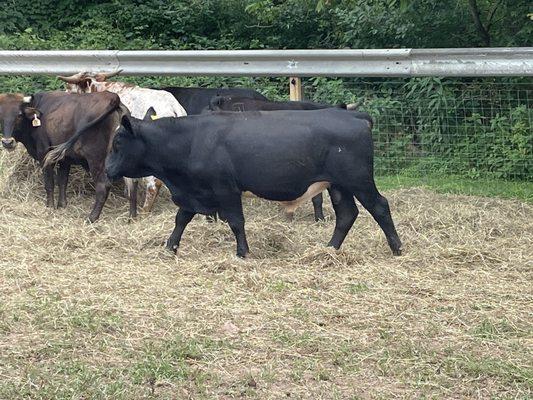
[156, 87, 267, 115]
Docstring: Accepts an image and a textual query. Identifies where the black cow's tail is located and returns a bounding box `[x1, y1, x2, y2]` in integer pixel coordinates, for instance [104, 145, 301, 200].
[43, 97, 121, 168]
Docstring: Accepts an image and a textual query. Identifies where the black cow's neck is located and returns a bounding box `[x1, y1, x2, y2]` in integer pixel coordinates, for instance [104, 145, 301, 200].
[141, 124, 190, 174]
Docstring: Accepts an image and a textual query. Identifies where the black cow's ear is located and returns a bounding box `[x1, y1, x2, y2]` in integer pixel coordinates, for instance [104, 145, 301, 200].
[143, 107, 157, 121]
[209, 95, 223, 110]
[121, 115, 134, 135]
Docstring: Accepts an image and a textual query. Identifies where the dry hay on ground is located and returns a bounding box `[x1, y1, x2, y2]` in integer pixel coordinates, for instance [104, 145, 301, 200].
[0, 148, 532, 399]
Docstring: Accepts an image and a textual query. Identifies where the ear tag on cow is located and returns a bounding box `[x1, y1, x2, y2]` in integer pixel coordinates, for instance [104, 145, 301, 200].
[150, 114, 160, 121]
[32, 114, 41, 127]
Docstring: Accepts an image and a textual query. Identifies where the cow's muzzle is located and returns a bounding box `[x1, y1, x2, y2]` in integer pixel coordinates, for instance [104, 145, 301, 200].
[1, 138, 17, 151]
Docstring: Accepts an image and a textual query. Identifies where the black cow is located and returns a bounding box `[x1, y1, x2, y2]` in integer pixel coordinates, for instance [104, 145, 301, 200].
[0, 91, 127, 222]
[204, 95, 374, 221]
[206, 95, 373, 128]
[157, 87, 268, 115]
[52, 109, 402, 257]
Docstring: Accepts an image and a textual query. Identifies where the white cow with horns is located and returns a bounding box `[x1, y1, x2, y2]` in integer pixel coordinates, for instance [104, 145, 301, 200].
[58, 70, 187, 216]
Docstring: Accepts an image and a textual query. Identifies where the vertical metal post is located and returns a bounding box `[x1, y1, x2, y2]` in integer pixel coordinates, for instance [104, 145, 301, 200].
[289, 77, 302, 101]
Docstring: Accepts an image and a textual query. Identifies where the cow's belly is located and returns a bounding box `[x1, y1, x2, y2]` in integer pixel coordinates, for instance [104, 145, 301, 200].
[243, 180, 330, 203]
[278, 181, 329, 212]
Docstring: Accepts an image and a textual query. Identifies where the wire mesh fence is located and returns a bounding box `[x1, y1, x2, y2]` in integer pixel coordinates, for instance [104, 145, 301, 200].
[1, 75, 531, 180]
[302, 77, 532, 180]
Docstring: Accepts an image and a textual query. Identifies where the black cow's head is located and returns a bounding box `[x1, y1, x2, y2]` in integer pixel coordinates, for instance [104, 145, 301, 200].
[0, 94, 40, 151]
[209, 96, 246, 112]
[105, 115, 148, 181]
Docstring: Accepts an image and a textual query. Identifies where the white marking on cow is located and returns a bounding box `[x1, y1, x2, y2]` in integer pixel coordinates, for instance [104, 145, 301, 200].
[280, 181, 330, 216]
[243, 182, 329, 217]
[141, 176, 163, 213]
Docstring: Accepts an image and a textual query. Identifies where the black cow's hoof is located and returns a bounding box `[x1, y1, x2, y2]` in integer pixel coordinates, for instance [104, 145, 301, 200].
[392, 248, 402, 256]
[166, 243, 178, 254]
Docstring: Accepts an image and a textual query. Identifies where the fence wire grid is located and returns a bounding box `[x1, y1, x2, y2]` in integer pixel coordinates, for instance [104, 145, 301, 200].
[301, 77, 532, 180]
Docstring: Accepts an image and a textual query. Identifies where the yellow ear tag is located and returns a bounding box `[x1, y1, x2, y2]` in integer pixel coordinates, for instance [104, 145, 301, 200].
[150, 114, 161, 121]
[32, 114, 41, 127]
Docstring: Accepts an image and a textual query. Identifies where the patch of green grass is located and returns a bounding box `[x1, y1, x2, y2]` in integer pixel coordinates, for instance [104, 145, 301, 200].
[472, 318, 526, 340]
[17, 291, 124, 335]
[0, 362, 131, 400]
[271, 330, 322, 353]
[331, 342, 361, 373]
[445, 355, 533, 387]
[346, 281, 370, 295]
[129, 335, 219, 391]
[376, 174, 533, 202]
[268, 279, 293, 293]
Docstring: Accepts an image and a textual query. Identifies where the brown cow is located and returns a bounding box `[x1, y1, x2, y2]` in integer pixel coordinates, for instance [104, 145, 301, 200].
[0, 91, 127, 222]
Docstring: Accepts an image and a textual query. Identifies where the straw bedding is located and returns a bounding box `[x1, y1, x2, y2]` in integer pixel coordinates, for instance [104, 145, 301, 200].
[0, 148, 531, 399]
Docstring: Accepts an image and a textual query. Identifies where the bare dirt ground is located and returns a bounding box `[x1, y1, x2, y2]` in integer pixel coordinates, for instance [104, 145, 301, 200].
[1, 149, 531, 399]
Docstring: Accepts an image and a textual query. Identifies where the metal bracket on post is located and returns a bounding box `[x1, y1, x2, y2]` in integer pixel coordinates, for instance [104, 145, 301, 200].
[289, 77, 302, 101]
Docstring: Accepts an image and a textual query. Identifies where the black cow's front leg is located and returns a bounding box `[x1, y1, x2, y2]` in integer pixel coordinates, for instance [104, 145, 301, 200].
[218, 197, 249, 258]
[166, 208, 196, 253]
[42, 165, 55, 208]
[56, 162, 71, 208]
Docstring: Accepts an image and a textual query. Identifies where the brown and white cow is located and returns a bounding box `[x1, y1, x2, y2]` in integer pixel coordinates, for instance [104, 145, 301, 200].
[58, 71, 187, 215]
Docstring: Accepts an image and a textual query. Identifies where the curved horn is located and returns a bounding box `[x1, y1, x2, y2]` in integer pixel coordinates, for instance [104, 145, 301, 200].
[57, 72, 87, 84]
[94, 69, 123, 82]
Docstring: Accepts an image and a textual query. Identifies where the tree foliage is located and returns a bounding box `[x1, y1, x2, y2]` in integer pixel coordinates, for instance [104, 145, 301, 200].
[0, 0, 530, 50]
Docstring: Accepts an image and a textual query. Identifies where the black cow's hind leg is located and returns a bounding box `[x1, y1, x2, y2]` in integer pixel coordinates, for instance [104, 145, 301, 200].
[43, 165, 55, 208]
[219, 197, 249, 258]
[327, 186, 359, 249]
[311, 193, 325, 222]
[56, 162, 71, 208]
[166, 208, 196, 253]
[354, 186, 402, 256]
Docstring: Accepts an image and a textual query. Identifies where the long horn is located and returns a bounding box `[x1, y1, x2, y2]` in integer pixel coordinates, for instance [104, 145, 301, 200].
[94, 69, 123, 82]
[57, 72, 87, 84]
